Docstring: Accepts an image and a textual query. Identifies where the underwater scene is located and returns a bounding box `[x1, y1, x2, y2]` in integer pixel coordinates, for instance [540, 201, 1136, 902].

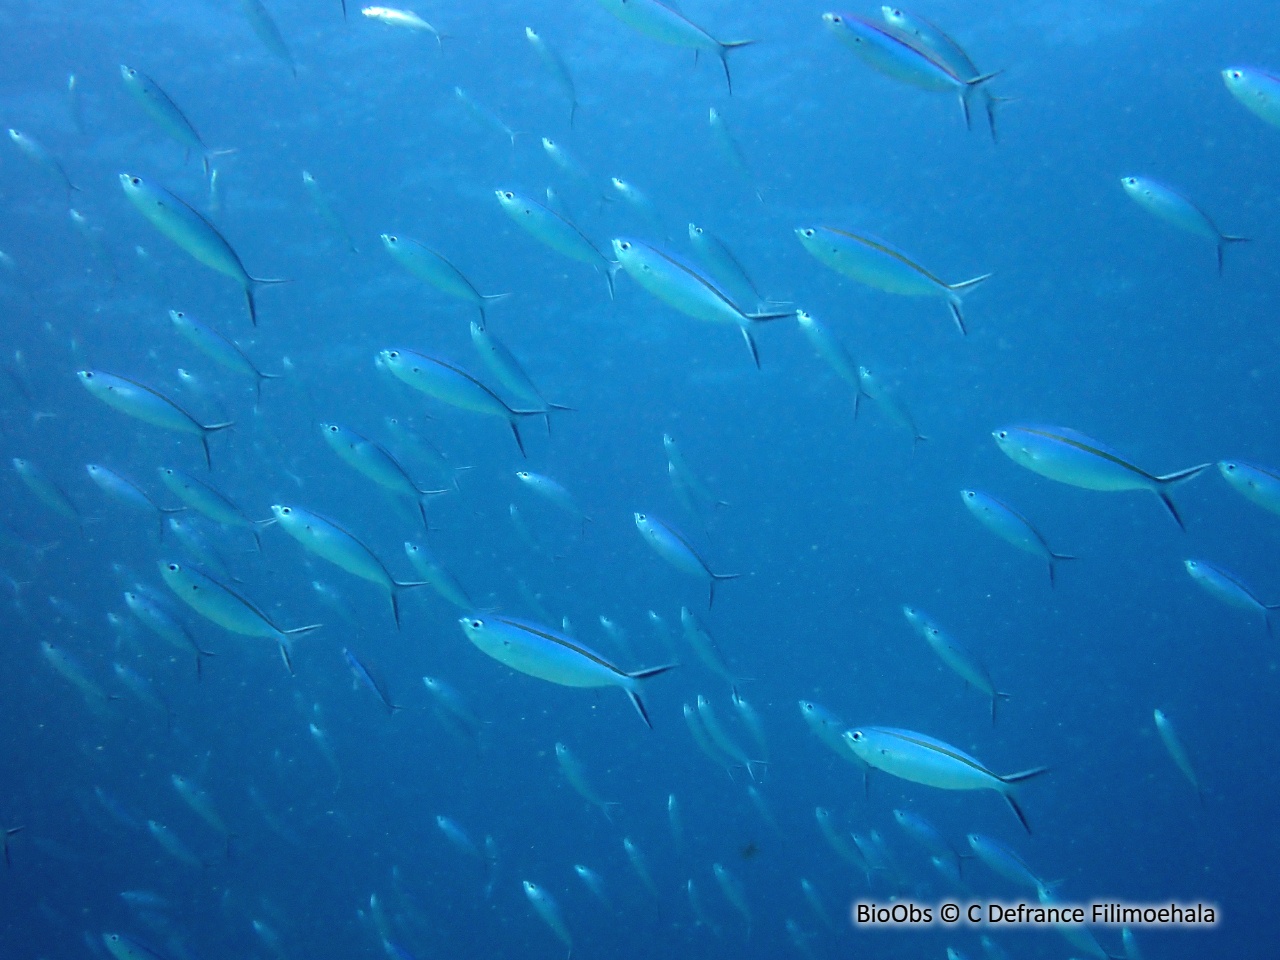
[1, 1, 1277, 958]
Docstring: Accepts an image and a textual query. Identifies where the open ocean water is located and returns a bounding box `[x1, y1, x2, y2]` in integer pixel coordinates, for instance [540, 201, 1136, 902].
[0, 1, 1277, 958]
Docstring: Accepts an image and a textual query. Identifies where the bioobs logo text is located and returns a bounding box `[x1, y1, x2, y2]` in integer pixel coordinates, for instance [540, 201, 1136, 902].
[854, 902, 936, 925]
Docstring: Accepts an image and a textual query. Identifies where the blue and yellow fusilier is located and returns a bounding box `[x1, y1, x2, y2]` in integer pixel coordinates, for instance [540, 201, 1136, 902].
[85, 464, 185, 538]
[1218, 460, 1280, 518]
[634, 512, 739, 607]
[592, 0, 755, 93]
[404, 541, 473, 610]
[158, 467, 268, 548]
[496, 189, 618, 298]
[168, 310, 282, 403]
[320, 423, 447, 528]
[459, 615, 676, 727]
[270, 504, 431, 628]
[119, 66, 223, 178]
[522, 880, 572, 958]
[119, 174, 286, 326]
[821, 13, 999, 130]
[961, 489, 1075, 586]
[796, 226, 989, 334]
[843, 726, 1048, 832]
[993, 425, 1209, 529]
[103, 932, 172, 960]
[7, 129, 79, 198]
[468, 322, 565, 415]
[78, 370, 233, 469]
[379, 348, 559, 457]
[524, 28, 579, 126]
[1183, 559, 1280, 637]
[158, 560, 320, 673]
[902, 606, 1010, 723]
[381, 233, 509, 322]
[1120, 176, 1248, 274]
[688, 223, 764, 311]
[1222, 66, 1280, 129]
[612, 238, 793, 367]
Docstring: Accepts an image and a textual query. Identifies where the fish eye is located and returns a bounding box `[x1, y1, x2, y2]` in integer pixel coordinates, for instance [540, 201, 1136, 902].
[411, 366, 420, 373]
[964, 491, 974, 498]
[545, 138, 556, 147]
[503, 191, 513, 199]
[130, 177, 141, 185]
[830, 14, 842, 23]
[387, 351, 399, 359]
[997, 430, 1008, 439]
[802, 228, 814, 237]
[469, 619, 482, 628]
[517, 471, 529, 478]
[636, 513, 646, 520]
[280, 507, 291, 515]
[1223, 463, 1235, 472]
[167, 563, 179, 571]
[849, 730, 864, 741]
[387, 235, 398, 243]
[327, 425, 338, 432]
[619, 241, 630, 251]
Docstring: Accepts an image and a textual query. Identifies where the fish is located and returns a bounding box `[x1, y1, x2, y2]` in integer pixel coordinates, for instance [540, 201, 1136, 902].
[119, 66, 227, 178]
[664, 434, 728, 517]
[382, 233, 509, 321]
[892, 809, 963, 870]
[731, 687, 769, 762]
[7, 129, 79, 198]
[41, 641, 110, 706]
[104, 932, 176, 960]
[610, 177, 666, 236]
[698, 694, 764, 779]
[523, 881, 571, 957]
[966, 833, 1053, 893]
[541, 136, 594, 186]
[961, 489, 1075, 586]
[525, 28, 578, 126]
[635, 513, 739, 607]
[383, 416, 471, 492]
[820, 13, 999, 129]
[12, 458, 80, 527]
[573, 864, 612, 909]
[67, 73, 85, 133]
[856, 366, 926, 447]
[320, 423, 446, 527]
[495, 190, 618, 298]
[795, 309, 860, 399]
[667, 793, 684, 852]
[800, 878, 837, 932]
[158, 560, 320, 672]
[436, 816, 484, 873]
[459, 615, 676, 727]
[271, 504, 430, 628]
[454, 87, 517, 146]
[622, 837, 659, 897]
[516, 471, 591, 534]
[113, 663, 172, 726]
[843, 726, 1048, 832]
[799, 700, 859, 766]
[86, 465, 185, 538]
[302, 171, 358, 253]
[1120, 176, 1248, 274]
[362, 6, 444, 47]
[119, 174, 286, 325]
[879, 6, 1003, 140]
[992, 425, 1210, 529]
[146, 819, 202, 868]
[707, 107, 763, 201]
[78, 370, 233, 469]
[712, 862, 752, 937]
[903, 606, 1009, 722]
[593, 0, 755, 93]
[684, 700, 736, 774]
[168, 310, 282, 404]
[1222, 67, 1280, 129]
[1218, 460, 1280, 518]
[171, 774, 232, 842]
[239, 0, 297, 75]
[796, 226, 988, 334]
[1183, 559, 1280, 637]
[379, 348, 555, 457]
[469, 321, 566, 415]
[124, 589, 214, 675]
[404, 541, 472, 610]
[69, 209, 118, 282]
[612, 238, 793, 367]
[157, 467, 267, 547]
[343, 647, 402, 714]
[688, 223, 764, 310]
[556, 742, 618, 820]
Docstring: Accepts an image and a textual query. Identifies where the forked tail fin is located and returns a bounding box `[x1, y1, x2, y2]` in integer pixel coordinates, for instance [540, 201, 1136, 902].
[1152, 463, 1211, 530]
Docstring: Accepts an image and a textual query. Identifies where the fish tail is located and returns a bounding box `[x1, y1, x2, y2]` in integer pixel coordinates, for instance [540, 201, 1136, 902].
[1047, 552, 1077, 588]
[716, 40, 756, 96]
[625, 689, 654, 728]
[604, 260, 621, 300]
[1000, 766, 1049, 828]
[277, 640, 294, 676]
[740, 327, 760, 369]
[628, 663, 679, 682]
[999, 764, 1050, 785]
[245, 275, 291, 327]
[1217, 235, 1250, 276]
[1152, 463, 1210, 530]
[708, 572, 741, 608]
[991, 691, 1012, 725]
[282, 623, 324, 637]
[509, 419, 527, 458]
[945, 273, 992, 335]
[1002, 791, 1033, 834]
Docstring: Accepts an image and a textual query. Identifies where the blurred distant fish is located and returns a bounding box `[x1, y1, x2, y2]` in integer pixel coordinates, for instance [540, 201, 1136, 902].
[422, 674, 484, 745]
[1222, 67, 1280, 129]
[120, 66, 229, 178]
[239, 0, 297, 75]
[610, 177, 666, 237]
[593, 0, 755, 93]
[67, 73, 85, 133]
[622, 837, 659, 897]
[634, 512, 738, 607]
[707, 107, 762, 201]
[525, 28, 578, 126]
[362, 6, 443, 47]
[681, 607, 738, 687]
[146, 819, 202, 868]
[821, 13, 998, 129]
[574, 864, 613, 910]
[454, 87, 517, 146]
[1184, 559, 1280, 636]
[343, 647, 402, 714]
[41, 640, 109, 706]
[271, 503, 430, 628]
[795, 310, 859, 399]
[320, 423, 446, 528]
[158, 466, 267, 547]
[613, 238, 793, 367]
[1218, 460, 1280, 518]
[1120, 176, 1248, 274]
[961, 489, 1074, 586]
[555, 742, 619, 820]
[69, 209, 118, 282]
[523, 881, 571, 958]
[378, 348, 555, 456]
[460, 615, 676, 726]
[516, 470, 591, 535]
[712, 862, 752, 938]
[796, 226, 988, 334]
[381, 234, 509, 322]
[104, 932, 175, 960]
[302, 171, 358, 253]
[119, 174, 287, 325]
[469, 321, 567, 415]
[12, 458, 80, 528]
[664, 434, 728, 520]
[902, 606, 1009, 722]
[383, 416, 471, 492]
[124, 588, 215, 674]
[168, 310, 282, 404]
[1154, 708, 1203, 804]
[541, 136, 594, 186]
[85, 464, 185, 538]
[78, 370, 233, 469]
[992, 425, 1209, 529]
[404, 541, 472, 610]
[171, 774, 232, 844]
[7, 129, 79, 198]
[158, 560, 320, 672]
[688, 223, 764, 311]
